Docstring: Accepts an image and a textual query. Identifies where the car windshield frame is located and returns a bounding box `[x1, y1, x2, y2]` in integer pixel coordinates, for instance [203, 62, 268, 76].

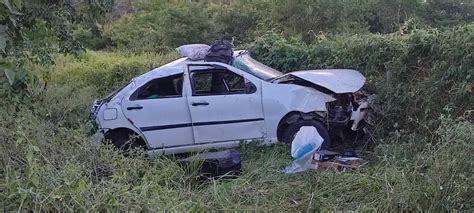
[233, 53, 283, 81]
[100, 82, 130, 102]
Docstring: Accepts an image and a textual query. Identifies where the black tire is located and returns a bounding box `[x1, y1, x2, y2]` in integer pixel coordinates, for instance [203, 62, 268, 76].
[104, 130, 145, 152]
[282, 119, 331, 150]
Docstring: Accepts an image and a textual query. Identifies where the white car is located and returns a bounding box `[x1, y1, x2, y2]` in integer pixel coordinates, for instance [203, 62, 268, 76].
[90, 51, 368, 154]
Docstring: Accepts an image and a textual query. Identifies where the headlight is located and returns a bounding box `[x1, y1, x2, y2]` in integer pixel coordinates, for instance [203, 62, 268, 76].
[89, 99, 102, 120]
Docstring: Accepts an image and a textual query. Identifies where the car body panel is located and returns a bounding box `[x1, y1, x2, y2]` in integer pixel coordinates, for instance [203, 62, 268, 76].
[278, 69, 365, 93]
[94, 99, 147, 147]
[185, 62, 266, 143]
[121, 96, 194, 148]
[260, 82, 335, 141]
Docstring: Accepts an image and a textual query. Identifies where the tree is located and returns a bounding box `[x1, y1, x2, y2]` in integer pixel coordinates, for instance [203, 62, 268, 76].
[425, 0, 474, 26]
[0, 0, 113, 96]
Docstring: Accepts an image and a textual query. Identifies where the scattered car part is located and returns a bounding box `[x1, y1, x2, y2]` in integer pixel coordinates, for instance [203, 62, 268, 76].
[313, 150, 340, 161]
[178, 149, 241, 178]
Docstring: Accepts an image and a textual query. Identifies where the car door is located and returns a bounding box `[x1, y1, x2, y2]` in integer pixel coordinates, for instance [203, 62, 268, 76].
[121, 73, 194, 148]
[186, 63, 266, 144]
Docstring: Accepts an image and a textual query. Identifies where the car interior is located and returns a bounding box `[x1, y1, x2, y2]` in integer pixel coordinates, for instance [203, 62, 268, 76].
[192, 69, 245, 95]
[134, 73, 183, 100]
[131, 69, 249, 100]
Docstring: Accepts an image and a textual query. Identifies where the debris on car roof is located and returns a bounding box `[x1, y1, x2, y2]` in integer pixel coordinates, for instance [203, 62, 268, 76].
[176, 44, 210, 60]
[176, 39, 234, 63]
[204, 39, 234, 64]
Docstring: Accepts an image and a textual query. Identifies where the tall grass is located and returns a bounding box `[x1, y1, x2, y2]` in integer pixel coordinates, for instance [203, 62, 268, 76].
[1, 106, 471, 211]
[49, 51, 178, 96]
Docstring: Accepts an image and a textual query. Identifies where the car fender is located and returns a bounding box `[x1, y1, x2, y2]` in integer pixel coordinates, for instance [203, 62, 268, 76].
[261, 82, 334, 140]
[95, 96, 149, 147]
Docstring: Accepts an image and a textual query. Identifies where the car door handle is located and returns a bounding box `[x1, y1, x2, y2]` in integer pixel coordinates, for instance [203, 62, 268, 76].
[192, 101, 209, 106]
[127, 106, 143, 110]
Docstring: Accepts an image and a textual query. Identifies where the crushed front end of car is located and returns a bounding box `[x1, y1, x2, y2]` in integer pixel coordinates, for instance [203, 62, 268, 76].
[325, 90, 374, 142]
[273, 69, 374, 146]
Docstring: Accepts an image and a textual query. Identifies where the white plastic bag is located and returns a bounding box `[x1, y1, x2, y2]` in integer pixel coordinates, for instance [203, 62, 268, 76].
[283, 126, 324, 174]
[176, 44, 210, 60]
[291, 126, 324, 158]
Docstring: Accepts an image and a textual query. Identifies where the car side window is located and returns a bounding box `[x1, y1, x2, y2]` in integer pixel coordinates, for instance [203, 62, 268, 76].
[130, 73, 183, 100]
[191, 69, 253, 96]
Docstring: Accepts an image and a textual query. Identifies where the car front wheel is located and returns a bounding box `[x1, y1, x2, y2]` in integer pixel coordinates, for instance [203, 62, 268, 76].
[282, 119, 331, 150]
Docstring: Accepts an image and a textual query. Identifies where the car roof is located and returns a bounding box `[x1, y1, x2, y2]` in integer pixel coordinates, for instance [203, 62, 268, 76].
[134, 50, 247, 81]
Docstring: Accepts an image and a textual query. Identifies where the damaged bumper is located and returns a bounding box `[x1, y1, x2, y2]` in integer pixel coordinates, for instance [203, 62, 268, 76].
[326, 90, 373, 131]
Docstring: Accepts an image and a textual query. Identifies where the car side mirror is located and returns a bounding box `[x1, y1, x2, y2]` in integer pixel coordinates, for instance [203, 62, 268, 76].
[245, 81, 257, 94]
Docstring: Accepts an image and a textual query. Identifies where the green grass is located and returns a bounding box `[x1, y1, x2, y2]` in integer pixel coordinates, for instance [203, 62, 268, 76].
[1, 112, 471, 211]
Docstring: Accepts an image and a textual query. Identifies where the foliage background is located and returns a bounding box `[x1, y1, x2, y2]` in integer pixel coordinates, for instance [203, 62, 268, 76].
[0, 0, 473, 211]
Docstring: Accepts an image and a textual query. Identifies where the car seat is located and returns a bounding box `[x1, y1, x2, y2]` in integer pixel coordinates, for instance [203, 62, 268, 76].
[176, 78, 183, 95]
[211, 73, 227, 94]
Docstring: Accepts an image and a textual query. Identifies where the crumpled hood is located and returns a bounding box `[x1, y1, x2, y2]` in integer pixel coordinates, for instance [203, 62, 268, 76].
[280, 69, 365, 94]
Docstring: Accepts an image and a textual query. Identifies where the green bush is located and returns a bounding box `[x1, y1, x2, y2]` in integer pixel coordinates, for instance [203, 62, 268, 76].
[247, 26, 473, 136]
[73, 27, 111, 50]
[49, 51, 178, 96]
[104, 0, 213, 52]
[103, 15, 168, 53]
[100, 0, 473, 52]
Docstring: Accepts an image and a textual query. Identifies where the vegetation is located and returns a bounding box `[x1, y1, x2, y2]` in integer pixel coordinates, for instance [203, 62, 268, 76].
[247, 26, 473, 135]
[1, 0, 473, 211]
[104, 0, 474, 51]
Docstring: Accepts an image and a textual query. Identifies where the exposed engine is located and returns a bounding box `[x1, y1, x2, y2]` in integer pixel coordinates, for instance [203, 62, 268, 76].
[327, 93, 354, 125]
[325, 90, 373, 147]
[327, 90, 371, 131]
[274, 74, 373, 135]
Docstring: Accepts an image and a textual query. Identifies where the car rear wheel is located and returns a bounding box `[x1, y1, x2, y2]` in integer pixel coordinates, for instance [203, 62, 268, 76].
[104, 130, 146, 152]
[282, 119, 331, 150]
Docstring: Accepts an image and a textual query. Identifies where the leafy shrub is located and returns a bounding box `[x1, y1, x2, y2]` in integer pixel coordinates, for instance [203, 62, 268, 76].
[73, 27, 111, 50]
[100, 0, 473, 52]
[104, 0, 213, 52]
[248, 26, 473, 136]
[102, 15, 168, 53]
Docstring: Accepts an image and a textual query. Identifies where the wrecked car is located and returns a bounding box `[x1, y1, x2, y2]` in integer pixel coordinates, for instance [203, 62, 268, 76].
[90, 50, 369, 154]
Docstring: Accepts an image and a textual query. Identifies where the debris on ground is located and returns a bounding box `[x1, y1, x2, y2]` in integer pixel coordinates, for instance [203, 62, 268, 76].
[283, 127, 368, 174]
[283, 126, 324, 174]
[311, 150, 367, 172]
[178, 149, 242, 179]
[313, 150, 339, 161]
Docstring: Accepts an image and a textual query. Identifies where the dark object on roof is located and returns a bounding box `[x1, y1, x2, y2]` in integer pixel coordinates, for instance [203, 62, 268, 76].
[179, 149, 241, 179]
[205, 39, 234, 64]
